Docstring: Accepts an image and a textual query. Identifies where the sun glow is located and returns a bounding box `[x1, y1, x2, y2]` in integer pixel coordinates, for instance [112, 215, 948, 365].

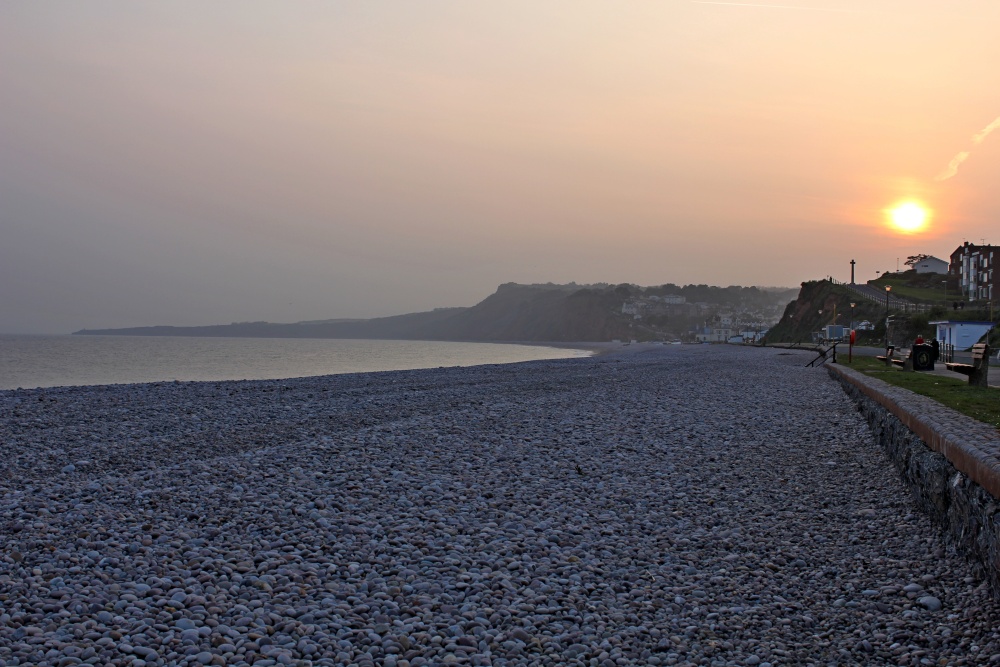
[886, 201, 930, 234]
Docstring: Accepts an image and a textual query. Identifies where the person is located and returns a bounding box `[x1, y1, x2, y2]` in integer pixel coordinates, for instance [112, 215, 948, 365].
[915, 334, 924, 345]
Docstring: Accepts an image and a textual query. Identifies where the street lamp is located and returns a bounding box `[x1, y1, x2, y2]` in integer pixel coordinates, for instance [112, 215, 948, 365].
[848, 302, 857, 363]
[884, 285, 892, 351]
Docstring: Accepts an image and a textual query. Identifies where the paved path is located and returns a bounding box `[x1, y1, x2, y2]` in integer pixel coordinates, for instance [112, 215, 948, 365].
[2, 346, 999, 666]
[851, 344, 1000, 387]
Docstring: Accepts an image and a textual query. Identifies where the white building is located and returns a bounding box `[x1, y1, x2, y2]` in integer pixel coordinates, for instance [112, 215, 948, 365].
[932, 321, 994, 351]
[914, 256, 949, 274]
[695, 327, 733, 343]
[621, 302, 643, 319]
[658, 295, 686, 305]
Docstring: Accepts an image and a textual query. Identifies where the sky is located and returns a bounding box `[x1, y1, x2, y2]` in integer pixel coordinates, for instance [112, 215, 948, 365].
[2, 1, 999, 334]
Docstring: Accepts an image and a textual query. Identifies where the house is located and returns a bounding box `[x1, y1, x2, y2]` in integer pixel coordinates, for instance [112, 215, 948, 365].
[932, 320, 994, 351]
[621, 302, 643, 319]
[740, 328, 767, 343]
[913, 256, 949, 274]
[950, 242, 999, 301]
[694, 326, 733, 343]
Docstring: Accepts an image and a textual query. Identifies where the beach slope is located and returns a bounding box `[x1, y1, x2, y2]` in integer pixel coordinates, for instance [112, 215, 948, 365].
[2, 345, 999, 665]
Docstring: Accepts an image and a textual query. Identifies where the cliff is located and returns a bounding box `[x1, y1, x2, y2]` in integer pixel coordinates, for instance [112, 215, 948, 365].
[75, 282, 792, 343]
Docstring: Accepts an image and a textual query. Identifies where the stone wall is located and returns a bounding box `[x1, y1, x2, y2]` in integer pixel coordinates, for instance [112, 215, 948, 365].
[828, 364, 1000, 590]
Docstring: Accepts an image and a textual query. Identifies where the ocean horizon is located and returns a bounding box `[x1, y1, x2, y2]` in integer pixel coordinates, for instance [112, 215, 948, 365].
[0, 334, 592, 390]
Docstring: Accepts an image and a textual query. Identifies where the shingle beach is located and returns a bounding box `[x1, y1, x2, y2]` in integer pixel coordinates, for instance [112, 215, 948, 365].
[3, 345, 1000, 667]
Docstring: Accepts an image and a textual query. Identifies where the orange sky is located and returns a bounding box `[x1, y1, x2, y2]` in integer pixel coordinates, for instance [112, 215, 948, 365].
[2, 1, 999, 332]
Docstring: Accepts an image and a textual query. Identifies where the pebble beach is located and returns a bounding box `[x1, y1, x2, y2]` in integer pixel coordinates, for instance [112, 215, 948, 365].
[3, 344, 1000, 667]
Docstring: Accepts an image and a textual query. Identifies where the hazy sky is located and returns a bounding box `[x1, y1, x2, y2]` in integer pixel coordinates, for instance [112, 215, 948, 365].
[2, 1, 999, 333]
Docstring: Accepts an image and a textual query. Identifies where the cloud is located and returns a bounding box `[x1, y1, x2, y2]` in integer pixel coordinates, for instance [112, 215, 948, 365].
[973, 116, 1000, 144]
[935, 116, 1000, 181]
[935, 151, 971, 181]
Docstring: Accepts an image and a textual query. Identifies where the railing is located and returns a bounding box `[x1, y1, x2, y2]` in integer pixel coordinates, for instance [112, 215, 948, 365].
[806, 341, 839, 367]
[826, 278, 934, 313]
[940, 343, 955, 364]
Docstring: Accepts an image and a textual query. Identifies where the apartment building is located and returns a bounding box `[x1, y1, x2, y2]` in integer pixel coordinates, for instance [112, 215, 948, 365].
[950, 242, 999, 302]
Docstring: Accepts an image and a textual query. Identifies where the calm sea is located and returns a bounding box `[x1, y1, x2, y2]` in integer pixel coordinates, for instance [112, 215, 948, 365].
[0, 335, 591, 390]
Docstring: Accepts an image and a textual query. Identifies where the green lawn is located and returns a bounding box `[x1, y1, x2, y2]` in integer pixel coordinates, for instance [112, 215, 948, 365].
[870, 274, 956, 304]
[879, 281, 951, 304]
[839, 357, 1000, 431]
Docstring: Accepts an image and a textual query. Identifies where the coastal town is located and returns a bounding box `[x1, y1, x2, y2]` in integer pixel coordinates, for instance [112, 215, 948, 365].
[621, 240, 1000, 348]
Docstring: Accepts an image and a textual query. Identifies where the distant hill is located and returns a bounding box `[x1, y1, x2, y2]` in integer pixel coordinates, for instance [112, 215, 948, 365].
[75, 282, 795, 342]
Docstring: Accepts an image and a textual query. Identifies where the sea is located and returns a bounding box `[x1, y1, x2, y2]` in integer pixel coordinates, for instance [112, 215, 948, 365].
[0, 335, 592, 391]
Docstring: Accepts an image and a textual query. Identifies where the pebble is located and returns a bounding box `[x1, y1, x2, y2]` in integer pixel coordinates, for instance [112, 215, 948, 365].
[919, 596, 944, 612]
[2, 346, 1000, 666]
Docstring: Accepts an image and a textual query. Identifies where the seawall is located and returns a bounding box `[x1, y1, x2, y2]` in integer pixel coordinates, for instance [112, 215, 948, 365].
[828, 363, 1000, 589]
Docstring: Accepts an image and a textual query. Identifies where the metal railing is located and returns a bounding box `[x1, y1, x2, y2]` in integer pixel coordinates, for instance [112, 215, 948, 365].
[827, 278, 934, 313]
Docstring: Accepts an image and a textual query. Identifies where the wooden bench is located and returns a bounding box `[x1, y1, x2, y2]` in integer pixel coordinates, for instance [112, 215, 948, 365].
[876, 346, 928, 371]
[945, 343, 990, 387]
[876, 346, 896, 366]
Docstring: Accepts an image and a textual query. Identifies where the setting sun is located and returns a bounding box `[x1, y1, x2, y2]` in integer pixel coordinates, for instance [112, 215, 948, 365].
[886, 201, 930, 234]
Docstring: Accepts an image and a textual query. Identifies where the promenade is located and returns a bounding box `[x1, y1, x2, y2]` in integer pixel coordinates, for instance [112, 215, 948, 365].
[850, 344, 1000, 386]
[2, 345, 1000, 666]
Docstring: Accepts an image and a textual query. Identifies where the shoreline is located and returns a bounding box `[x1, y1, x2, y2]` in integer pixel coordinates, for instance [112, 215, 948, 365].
[0, 337, 599, 392]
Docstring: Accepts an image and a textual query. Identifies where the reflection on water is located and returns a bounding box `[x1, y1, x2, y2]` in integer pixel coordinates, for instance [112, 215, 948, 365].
[0, 335, 590, 390]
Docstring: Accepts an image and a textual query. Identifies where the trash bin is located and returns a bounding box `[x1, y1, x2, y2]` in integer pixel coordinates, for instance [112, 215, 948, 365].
[912, 343, 935, 371]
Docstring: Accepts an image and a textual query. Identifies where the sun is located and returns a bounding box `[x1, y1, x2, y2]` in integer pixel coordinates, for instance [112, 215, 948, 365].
[886, 201, 930, 234]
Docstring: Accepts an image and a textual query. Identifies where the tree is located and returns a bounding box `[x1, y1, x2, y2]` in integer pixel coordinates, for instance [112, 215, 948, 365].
[905, 254, 930, 267]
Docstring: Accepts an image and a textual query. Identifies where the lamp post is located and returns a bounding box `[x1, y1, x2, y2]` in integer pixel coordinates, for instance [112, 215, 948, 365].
[884, 285, 892, 351]
[849, 302, 856, 363]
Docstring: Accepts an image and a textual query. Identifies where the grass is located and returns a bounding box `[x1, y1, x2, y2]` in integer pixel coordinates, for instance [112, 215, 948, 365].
[839, 356, 1000, 431]
[876, 279, 951, 304]
[870, 272, 959, 305]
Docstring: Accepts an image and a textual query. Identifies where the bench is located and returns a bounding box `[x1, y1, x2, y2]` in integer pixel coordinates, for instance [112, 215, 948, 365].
[876, 346, 896, 366]
[876, 345, 933, 372]
[944, 343, 990, 387]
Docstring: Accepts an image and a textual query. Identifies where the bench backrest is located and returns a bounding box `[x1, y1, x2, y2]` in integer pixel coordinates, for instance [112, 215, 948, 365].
[971, 343, 990, 361]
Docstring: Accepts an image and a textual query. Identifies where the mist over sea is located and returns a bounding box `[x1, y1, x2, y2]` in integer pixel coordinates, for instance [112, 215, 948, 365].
[0, 335, 591, 390]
